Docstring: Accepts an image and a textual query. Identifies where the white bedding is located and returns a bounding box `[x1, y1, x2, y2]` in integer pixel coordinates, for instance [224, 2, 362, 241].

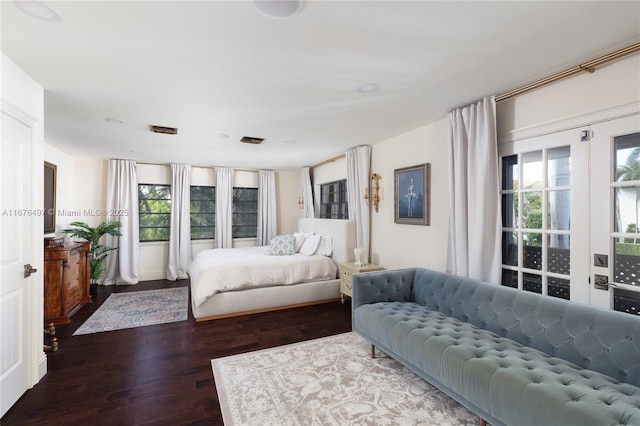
[189, 246, 338, 307]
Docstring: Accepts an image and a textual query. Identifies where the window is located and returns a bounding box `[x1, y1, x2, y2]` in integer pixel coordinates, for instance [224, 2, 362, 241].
[139, 184, 171, 242]
[190, 186, 215, 240]
[319, 180, 348, 219]
[233, 187, 258, 238]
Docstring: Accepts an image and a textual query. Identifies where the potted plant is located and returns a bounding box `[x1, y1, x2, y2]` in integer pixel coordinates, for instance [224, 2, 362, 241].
[62, 221, 122, 291]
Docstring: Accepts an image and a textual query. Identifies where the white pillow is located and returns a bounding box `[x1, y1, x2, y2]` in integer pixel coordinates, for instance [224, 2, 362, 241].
[293, 231, 314, 252]
[313, 236, 333, 257]
[299, 234, 321, 256]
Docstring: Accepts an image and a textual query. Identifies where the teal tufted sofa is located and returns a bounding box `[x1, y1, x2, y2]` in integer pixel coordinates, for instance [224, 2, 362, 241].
[352, 268, 640, 426]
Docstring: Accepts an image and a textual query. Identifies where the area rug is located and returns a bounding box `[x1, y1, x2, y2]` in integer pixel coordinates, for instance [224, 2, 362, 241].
[73, 287, 188, 335]
[211, 332, 478, 426]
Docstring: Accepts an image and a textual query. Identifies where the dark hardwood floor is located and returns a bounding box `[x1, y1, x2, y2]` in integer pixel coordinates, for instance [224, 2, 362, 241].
[1, 280, 353, 425]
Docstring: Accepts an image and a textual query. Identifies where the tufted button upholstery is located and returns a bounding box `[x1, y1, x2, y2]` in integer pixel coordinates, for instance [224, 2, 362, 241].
[352, 267, 640, 426]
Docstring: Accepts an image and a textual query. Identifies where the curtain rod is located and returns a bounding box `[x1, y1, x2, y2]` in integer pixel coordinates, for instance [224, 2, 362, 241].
[135, 160, 257, 173]
[495, 42, 640, 102]
[312, 153, 346, 168]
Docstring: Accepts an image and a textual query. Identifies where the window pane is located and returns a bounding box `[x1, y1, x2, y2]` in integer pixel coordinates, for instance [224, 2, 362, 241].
[502, 193, 516, 228]
[502, 155, 518, 191]
[614, 187, 640, 234]
[501, 269, 518, 288]
[614, 236, 640, 286]
[522, 151, 542, 189]
[548, 190, 569, 230]
[548, 277, 570, 300]
[613, 288, 640, 316]
[548, 234, 570, 275]
[547, 146, 570, 187]
[523, 273, 542, 293]
[502, 231, 517, 266]
[523, 237, 542, 270]
[522, 192, 542, 229]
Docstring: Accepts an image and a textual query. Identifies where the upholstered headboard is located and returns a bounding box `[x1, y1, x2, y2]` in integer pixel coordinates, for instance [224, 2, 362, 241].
[298, 218, 356, 266]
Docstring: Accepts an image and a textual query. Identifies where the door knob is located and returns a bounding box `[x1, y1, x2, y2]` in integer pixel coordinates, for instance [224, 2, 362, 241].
[23, 263, 37, 278]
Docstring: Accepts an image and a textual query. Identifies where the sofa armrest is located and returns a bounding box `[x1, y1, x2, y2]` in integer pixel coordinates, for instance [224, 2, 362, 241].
[352, 268, 416, 309]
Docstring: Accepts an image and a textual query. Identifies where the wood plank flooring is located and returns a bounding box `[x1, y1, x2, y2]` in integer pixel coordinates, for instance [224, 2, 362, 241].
[1, 280, 353, 425]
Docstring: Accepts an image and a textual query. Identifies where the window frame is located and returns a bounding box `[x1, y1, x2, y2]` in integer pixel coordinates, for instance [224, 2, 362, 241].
[138, 183, 172, 242]
[190, 185, 216, 241]
[232, 187, 258, 239]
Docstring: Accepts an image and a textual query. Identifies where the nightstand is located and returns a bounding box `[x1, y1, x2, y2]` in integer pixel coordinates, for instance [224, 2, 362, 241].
[339, 262, 384, 303]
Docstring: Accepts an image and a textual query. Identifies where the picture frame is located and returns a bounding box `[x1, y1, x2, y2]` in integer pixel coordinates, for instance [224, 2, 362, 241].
[394, 163, 430, 225]
[44, 161, 57, 234]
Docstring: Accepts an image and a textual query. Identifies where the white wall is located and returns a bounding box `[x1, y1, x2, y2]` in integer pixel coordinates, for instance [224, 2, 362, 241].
[370, 120, 450, 270]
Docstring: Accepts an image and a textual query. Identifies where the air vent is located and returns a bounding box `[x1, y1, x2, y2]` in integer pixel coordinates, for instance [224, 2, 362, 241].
[241, 136, 264, 145]
[150, 125, 178, 135]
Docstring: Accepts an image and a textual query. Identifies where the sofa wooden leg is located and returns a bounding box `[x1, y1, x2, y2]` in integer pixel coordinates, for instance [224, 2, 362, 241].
[371, 344, 375, 358]
[480, 418, 487, 426]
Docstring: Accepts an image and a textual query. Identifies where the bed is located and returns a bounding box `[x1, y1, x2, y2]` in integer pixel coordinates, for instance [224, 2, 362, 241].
[188, 218, 356, 321]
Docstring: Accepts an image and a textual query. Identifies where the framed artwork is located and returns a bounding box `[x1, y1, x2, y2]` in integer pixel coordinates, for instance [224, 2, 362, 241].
[44, 161, 57, 234]
[394, 163, 430, 225]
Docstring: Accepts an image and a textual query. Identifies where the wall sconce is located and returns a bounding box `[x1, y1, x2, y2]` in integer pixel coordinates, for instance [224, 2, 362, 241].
[364, 173, 382, 213]
[298, 195, 304, 209]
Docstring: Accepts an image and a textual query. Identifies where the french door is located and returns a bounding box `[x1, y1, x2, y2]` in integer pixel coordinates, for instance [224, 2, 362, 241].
[499, 114, 640, 312]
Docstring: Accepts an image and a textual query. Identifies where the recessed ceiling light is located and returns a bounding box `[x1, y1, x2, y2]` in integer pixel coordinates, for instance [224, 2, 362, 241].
[251, 0, 304, 18]
[212, 132, 229, 139]
[357, 83, 380, 93]
[105, 117, 125, 124]
[14, 0, 62, 22]
[284, 140, 298, 145]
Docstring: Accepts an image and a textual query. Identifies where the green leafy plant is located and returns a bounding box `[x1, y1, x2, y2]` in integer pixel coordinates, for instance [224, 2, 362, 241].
[62, 221, 122, 283]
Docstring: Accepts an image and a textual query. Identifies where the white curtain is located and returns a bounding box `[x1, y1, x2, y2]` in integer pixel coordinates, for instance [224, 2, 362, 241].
[447, 96, 501, 283]
[257, 170, 277, 246]
[167, 164, 191, 281]
[215, 166, 234, 248]
[103, 159, 139, 285]
[301, 166, 315, 218]
[346, 146, 372, 258]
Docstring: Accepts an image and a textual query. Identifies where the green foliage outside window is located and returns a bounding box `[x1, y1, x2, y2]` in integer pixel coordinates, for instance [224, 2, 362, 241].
[233, 187, 258, 238]
[139, 184, 171, 242]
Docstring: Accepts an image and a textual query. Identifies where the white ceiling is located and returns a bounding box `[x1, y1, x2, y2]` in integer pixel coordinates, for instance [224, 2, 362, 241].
[2, 1, 639, 169]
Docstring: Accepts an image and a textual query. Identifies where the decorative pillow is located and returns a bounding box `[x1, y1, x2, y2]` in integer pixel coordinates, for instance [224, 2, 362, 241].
[293, 231, 314, 252]
[268, 234, 295, 256]
[299, 234, 321, 256]
[313, 236, 333, 257]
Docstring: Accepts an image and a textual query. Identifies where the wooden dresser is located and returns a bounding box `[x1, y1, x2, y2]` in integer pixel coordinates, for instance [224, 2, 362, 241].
[43, 241, 91, 325]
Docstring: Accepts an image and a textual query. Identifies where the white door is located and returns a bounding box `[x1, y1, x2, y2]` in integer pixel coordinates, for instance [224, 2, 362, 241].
[590, 115, 640, 310]
[0, 107, 37, 417]
[499, 127, 590, 304]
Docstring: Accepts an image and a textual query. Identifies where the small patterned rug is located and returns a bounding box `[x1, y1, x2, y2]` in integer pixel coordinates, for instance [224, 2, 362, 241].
[73, 287, 188, 335]
[211, 332, 478, 426]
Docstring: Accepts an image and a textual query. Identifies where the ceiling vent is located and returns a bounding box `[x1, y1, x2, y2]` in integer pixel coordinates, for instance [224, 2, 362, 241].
[241, 136, 265, 145]
[150, 125, 178, 135]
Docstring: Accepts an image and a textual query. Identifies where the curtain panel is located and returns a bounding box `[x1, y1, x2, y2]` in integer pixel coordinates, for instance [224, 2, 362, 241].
[447, 96, 501, 283]
[104, 159, 139, 285]
[346, 146, 372, 260]
[301, 166, 315, 218]
[257, 170, 277, 246]
[167, 164, 192, 281]
[215, 166, 234, 248]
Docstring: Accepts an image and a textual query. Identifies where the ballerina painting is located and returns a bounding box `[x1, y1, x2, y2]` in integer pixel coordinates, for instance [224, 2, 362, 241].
[394, 163, 430, 225]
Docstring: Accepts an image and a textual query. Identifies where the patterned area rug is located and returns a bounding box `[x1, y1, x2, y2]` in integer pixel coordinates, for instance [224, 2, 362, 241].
[73, 287, 188, 335]
[211, 332, 478, 426]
